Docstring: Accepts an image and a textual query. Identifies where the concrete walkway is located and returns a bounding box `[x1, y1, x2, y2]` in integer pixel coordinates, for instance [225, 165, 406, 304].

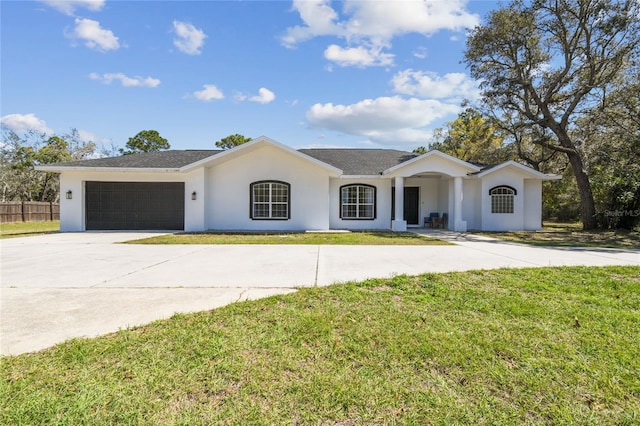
[1, 231, 638, 355]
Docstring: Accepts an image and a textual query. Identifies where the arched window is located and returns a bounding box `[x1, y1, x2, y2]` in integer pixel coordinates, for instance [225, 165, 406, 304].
[490, 186, 516, 214]
[340, 184, 376, 220]
[250, 181, 290, 219]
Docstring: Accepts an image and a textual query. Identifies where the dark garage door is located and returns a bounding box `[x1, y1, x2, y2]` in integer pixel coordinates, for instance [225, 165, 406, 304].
[86, 182, 185, 230]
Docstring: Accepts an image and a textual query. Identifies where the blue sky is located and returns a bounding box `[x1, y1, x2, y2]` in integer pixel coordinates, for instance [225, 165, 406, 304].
[1, 0, 499, 152]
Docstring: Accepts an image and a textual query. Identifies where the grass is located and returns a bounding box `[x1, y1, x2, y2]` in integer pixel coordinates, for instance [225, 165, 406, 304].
[0, 221, 59, 239]
[477, 222, 640, 249]
[2, 266, 639, 425]
[126, 230, 450, 245]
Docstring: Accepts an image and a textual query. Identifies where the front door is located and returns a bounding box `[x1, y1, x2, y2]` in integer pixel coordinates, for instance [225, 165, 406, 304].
[404, 187, 419, 225]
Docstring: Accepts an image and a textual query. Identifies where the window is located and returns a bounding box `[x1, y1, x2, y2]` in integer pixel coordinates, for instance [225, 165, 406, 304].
[490, 186, 516, 214]
[340, 184, 376, 220]
[250, 181, 290, 219]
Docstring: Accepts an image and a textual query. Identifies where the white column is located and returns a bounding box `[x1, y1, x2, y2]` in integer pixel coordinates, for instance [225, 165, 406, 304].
[453, 176, 467, 232]
[392, 176, 407, 231]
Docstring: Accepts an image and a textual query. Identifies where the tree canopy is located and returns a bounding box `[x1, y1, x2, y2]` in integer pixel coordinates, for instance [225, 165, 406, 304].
[1, 129, 96, 202]
[215, 134, 252, 150]
[120, 130, 170, 155]
[429, 108, 506, 164]
[465, 0, 640, 229]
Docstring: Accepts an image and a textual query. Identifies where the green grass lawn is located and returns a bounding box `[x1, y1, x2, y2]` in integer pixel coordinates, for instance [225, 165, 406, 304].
[2, 266, 639, 425]
[477, 221, 640, 249]
[126, 231, 450, 245]
[0, 221, 59, 239]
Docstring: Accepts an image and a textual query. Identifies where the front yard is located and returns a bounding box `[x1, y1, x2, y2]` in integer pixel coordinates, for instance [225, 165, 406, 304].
[126, 230, 450, 245]
[2, 266, 638, 424]
[476, 222, 640, 249]
[0, 221, 59, 239]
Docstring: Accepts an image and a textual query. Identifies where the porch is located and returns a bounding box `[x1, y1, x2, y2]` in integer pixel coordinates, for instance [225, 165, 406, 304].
[391, 175, 468, 232]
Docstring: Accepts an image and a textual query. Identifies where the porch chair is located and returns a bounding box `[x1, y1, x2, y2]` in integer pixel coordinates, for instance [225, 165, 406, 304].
[440, 213, 448, 229]
[424, 212, 439, 228]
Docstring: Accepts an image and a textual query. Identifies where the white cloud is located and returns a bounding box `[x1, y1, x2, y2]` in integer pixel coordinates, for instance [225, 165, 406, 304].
[89, 72, 160, 88]
[192, 84, 224, 101]
[38, 0, 105, 16]
[391, 69, 481, 101]
[306, 96, 461, 145]
[281, 0, 342, 47]
[236, 88, 276, 104]
[282, 0, 479, 68]
[68, 18, 119, 51]
[1, 113, 54, 135]
[324, 44, 394, 68]
[249, 88, 276, 104]
[173, 21, 207, 55]
[339, 0, 480, 40]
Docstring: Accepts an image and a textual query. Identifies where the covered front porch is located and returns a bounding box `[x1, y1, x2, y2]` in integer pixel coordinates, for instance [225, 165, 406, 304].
[385, 150, 481, 233]
[391, 174, 471, 232]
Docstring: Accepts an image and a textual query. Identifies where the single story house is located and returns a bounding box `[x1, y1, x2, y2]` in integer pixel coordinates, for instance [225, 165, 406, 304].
[37, 136, 560, 233]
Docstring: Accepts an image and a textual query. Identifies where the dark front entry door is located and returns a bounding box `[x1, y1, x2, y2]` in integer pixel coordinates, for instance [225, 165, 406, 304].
[404, 187, 419, 225]
[86, 181, 185, 230]
[391, 186, 420, 225]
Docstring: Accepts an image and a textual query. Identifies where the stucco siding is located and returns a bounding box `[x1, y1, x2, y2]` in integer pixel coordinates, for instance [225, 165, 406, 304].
[184, 168, 205, 232]
[59, 173, 84, 232]
[524, 179, 542, 230]
[206, 145, 331, 230]
[463, 179, 480, 230]
[481, 168, 525, 231]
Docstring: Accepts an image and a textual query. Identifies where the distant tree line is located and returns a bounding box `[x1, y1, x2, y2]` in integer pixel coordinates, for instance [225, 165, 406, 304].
[0, 128, 170, 203]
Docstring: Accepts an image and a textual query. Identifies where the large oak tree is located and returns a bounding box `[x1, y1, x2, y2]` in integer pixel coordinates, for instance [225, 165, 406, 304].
[465, 0, 639, 229]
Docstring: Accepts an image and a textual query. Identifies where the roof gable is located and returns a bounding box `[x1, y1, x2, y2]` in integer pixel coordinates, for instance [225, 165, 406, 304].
[383, 149, 481, 177]
[474, 161, 562, 180]
[183, 136, 342, 175]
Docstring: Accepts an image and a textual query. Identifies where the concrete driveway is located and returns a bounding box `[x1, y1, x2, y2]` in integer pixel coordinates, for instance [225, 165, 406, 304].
[1, 231, 638, 355]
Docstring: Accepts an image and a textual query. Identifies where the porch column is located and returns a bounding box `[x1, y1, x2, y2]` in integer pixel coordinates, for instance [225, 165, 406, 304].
[392, 176, 407, 231]
[453, 176, 467, 232]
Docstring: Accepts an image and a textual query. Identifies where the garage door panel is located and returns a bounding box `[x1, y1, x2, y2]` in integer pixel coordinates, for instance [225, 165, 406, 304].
[86, 181, 184, 230]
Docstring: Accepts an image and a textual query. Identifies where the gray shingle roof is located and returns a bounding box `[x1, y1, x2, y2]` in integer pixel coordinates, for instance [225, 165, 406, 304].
[46, 148, 420, 175]
[53, 150, 223, 169]
[299, 149, 417, 175]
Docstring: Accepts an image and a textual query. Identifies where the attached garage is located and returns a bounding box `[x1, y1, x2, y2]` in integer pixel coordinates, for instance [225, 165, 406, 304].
[85, 181, 185, 230]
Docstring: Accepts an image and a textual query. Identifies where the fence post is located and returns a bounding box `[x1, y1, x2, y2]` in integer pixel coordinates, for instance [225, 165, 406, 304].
[50, 201, 53, 221]
[21, 201, 25, 222]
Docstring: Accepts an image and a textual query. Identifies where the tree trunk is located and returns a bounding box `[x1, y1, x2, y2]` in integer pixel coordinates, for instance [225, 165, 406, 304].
[566, 150, 597, 230]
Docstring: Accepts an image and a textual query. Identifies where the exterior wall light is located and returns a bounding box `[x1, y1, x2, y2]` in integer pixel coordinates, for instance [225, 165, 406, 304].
[191, 191, 197, 200]
[66, 190, 72, 200]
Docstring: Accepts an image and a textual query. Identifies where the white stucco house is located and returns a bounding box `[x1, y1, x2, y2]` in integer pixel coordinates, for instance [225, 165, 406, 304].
[37, 136, 560, 233]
